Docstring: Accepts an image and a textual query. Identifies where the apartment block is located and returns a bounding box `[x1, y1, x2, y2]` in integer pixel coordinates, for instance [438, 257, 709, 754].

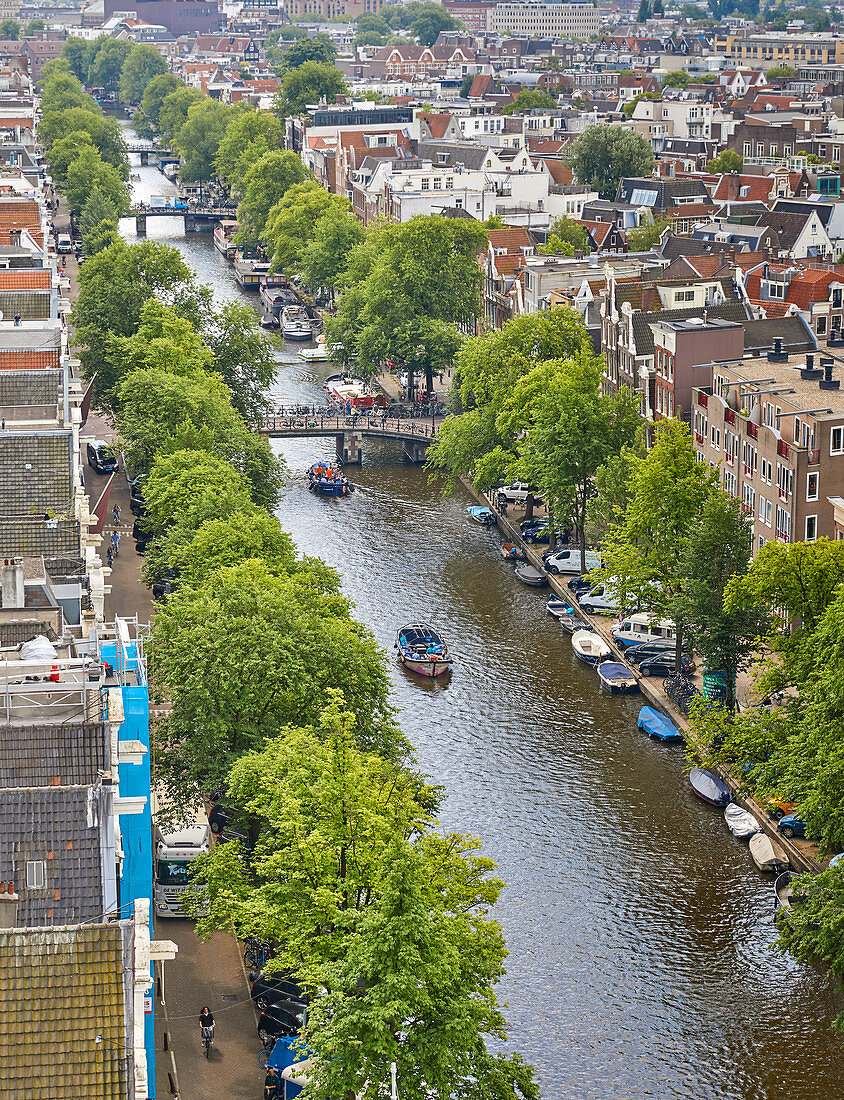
[487, 1, 599, 37]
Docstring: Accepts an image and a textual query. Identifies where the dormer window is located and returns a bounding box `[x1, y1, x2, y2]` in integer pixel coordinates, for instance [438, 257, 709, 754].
[767, 281, 785, 299]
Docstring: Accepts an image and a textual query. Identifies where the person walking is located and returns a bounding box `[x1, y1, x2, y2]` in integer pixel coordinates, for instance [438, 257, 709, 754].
[106, 545, 113, 568]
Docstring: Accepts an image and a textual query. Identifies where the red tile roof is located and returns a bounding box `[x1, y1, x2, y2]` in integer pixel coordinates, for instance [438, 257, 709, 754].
[419, 112, 452, 138]
[487, 227, 532, 251]
[0, 349, 60, 369]
[0, 270, 49, 289]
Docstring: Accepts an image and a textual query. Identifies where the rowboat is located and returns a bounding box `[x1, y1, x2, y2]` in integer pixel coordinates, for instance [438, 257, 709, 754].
[307, 463, 353, 497]
[597, 661, 638, 694]
[775, 870, 795, 913]
[637, 705, 683, 743]
[501, 543, 526, 562]
[724, 803, 759, 839]
[395, 623, 452, 678]
[514, 564, 547, 588]
[467, 506, 496, 526]
[689, 767, 731, 808]
[571, 630, 611, 666]
[749, 832, 790, 873]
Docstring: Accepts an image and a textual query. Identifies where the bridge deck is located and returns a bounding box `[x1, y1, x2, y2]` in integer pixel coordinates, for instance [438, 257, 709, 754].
[258, 410, 443, 443]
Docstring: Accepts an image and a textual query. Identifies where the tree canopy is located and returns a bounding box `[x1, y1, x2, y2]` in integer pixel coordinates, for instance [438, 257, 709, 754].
[118, 43, 168, 104]
[501, 88, 559, 115]
[274, 61, 348, 120]
[562, 124, 655, 200]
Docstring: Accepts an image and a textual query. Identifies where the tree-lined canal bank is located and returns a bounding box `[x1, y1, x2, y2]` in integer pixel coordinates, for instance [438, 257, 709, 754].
[122, 147, 844, 1100]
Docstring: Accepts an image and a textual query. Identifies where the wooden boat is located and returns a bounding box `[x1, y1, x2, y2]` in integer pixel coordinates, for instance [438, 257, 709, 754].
[571, 629, 611, 666]
[501, 543, 527, 562]
[597, 661, 638, 694]
[514, 563, 548, 588]
[395, 623, 452, 678]
[234, 256, 271, 290]
[689, 767, 731, 808]
[749, 832, 790, 873]
[281, 305, 313, 341]
[467, 506, 496, 527]
[775, 870, 796, 913]
[724, 803, 759, 839]
[325, 374, 375, 410]
[637, 705, 683, 743]
[307, 462, 353, 497]
[213, 219, 238, 258]
[547, 594, 573, 617]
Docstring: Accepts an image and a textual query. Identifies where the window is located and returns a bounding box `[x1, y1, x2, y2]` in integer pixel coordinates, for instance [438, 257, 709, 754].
[742, 483, 756, 512]
[26, 860, 45, 889]
[808, 472, 819, 500]
[433, 178, 441, 190]
[832, 426, 844, 454]
[767, 281, 785, 299]
[711, 425, 721, 450]
[744, 141, 751, 157]
[806, 515, 818, 541]
[784, 144, 792, 156]
[833, 288, 842, 309]
[757, 143, 764, 157]
[818, 316, 827, 335]
[421, 179, 430, 191]
[760, 457, 772, 484]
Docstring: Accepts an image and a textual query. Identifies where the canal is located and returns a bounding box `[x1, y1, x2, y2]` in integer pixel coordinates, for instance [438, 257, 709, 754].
[122, 149, 844, 1100]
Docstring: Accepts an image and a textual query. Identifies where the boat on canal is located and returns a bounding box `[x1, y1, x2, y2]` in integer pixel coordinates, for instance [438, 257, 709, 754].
[395, 623, 452, 678]
[281, 305, 314, 341]
[325, 374, 375, 410]
[259, 277, 296, 318]
[597, 661, 638, 694]
[571, 630, 611, 666]
[308, 462, 353, 497]
[213, 219, 238, 259]
[299, 336, 334, 362]
[689, 767, 731, 808]
[725, 803, 759, 839]
[546, 594, 573, 616]
[514, 563, 548, 588]
[501, 543, 526, 562]
[467, 506, 496, 527]
[234, 255, 271, 290]
[775, 869, 796, 913]
[637, 705, 683, 743]
[750, 832, 791, 873]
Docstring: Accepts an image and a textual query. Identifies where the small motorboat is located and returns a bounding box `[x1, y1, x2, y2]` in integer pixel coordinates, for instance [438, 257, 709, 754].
[597, 661, 638, 694]
[307, 462, 353, 497]
[689, 767, 731, 808]
[130, 171, 141, 181]
[558, 609, 590, 634]
[395, 623, 452, 678]
[750, 832, 790, 873]
[281, 305, 314, 340]
[299, 335, 334, 362]
[260, 313, 279, 329]
[571, 629, 611, 666]
[775, 870, 796, 913]
[725, 803, 759, 839]
[547, 594, 573, 617]
[501, 543, 527, 562]
[637, 705, 683, 743]
[467, 506, 496, 527]
[514, 563, 548, 588]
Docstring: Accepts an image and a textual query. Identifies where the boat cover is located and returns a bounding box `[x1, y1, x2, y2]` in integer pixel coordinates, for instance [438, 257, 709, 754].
[637, 705, 683, 742]
[689, 767, 731, 807]
[725, 803, 759, 838]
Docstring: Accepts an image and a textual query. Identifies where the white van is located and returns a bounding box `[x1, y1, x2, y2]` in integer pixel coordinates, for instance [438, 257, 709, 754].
[545, 548, 602, 575]
[578, 583, 623, 616]
[611, 614, 676, 648]
[57, 233, 73, 254]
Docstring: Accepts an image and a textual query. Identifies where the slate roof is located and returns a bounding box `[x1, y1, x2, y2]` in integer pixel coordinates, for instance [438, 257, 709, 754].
[0, 432, 73, 514]
[0, 368, 61, 407]
[0, 724, 107, 789]
[743, 316, 817, 356]
[0, 516, 81, 559]
[754, 210, 815, 251]
[0, 620, 60, 647]
[0, 290, 50, 319]
[418, 141, 492, 170]
[0, 786, 105, 925]
[632, 300, 751, 355]
[0, 924, 128, 1098]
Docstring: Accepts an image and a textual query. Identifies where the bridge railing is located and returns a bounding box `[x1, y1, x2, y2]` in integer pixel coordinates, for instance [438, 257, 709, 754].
[259, 405, 443, 437]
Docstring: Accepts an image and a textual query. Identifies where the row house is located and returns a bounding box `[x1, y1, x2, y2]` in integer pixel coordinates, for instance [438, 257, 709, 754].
[741, 261, 844, 343]
[714, 33, 844, 68]
[481, 227, 533, 330]
[727, 119, 813, 165]
[630, 98, 714, 141]
[615, 176, 715, 218]
[525, 254, 661, 315]
[375, 43, 476, 78]
[692, 348, 844, 547]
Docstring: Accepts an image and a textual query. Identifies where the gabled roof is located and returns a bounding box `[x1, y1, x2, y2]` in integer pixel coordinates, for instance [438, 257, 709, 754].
[419, 112, 452, 139]
[0, 723, 107, 788]
[754, 209, 819, 251]
[536, 157, 573, 188]
[631, 300, 751, 355]
[743, 315, 817, 356]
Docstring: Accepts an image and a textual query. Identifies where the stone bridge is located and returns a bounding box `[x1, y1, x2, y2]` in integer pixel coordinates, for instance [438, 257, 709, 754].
[258, 408, 443, 464]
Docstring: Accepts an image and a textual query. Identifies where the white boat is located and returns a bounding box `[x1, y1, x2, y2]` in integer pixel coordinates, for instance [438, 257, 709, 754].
[259, 276, 294, 316]
[324, 373, 375, 409]
[213, 219, 238, 258]
[396, 623, 452, 678]
[281, 305, 314, 341]
[749, 832, 790, 873]
[724, 803, 759, 839]
[571, 630, 611, 666]
[299, 335, 334, 361]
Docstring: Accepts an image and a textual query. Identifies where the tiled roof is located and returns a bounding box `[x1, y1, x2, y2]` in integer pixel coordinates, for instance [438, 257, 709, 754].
[538, 158, 573, 187]
[0, 516, 80, 557]
[0, 786, 105, 925]
[0, 290, 51, 319]
[748, 298, 792, 318]
[753, 210, 813, 251]
[743, 315, 816, 355]
[0, 270, 49, 290]
[632, 300, 750, 355]
[745, 265, 835, 310]
[419, 112, 452, 138]
[0, 432, 72, 513]
[0, 924, 127, 1097]
[0, 723, 107, 788]
[488, 227, 532, 251]
[0, 349, 61, 370]
[0, 620, 60, 647]
[0, 367, 61, 407]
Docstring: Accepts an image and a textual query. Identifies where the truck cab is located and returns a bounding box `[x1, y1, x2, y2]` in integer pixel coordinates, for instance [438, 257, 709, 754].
[154, 822, 209, 918]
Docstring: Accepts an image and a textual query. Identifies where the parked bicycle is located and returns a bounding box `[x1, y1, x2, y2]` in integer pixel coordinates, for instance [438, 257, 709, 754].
[244, 936, 274, 969]
[662, 674, 700, 715]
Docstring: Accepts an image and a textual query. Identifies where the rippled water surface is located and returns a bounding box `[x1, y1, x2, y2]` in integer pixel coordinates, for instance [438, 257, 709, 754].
[123, 143, 844, 1099]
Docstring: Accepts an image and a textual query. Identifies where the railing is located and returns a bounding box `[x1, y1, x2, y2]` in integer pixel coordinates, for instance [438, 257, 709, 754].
[747, 422, 758, 440]
[778, 487, 790, 502]
[776, 528, 790, 542]
[698, 392, 709, 408]
[808, 448, 820, 465]
[777, 439, 790, 459]
[694, 431, 704, 445]
[725, 451, 735, 466]
[744, 463, 754, 478]
[741, 502, 753, 514]
[260, 405, 443, 438]
[725, 408, 736, 425]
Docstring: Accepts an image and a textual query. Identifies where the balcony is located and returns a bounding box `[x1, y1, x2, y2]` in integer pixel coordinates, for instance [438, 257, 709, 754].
[695, 431, 704, 445]
[778, 487, 790, 503]
[808, 448, 820, 465]
[778, 439, 790, 459]
[725, 408, 736, 425]
[747, 422, 758, 440]
[698, 392, 709, 408]
[776, 528, 790, 542]
[741, 502, 753, 514]
[725, 451, 736, 466]
[744, 463, 754, 478]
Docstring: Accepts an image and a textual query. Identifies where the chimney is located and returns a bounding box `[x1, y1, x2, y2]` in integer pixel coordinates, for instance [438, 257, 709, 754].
[768, 336, 787, 362]
[820, 360, 840, 390]
[801, 354, 823, 380]
[1, 559, 23, 608]
[0, 882, 18, 929]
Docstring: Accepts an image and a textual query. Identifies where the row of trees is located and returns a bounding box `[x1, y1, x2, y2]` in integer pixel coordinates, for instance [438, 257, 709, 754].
[44, 34, 167, 103]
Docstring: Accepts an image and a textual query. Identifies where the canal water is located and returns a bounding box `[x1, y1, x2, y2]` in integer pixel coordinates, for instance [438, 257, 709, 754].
[122, 147, 844, 1100]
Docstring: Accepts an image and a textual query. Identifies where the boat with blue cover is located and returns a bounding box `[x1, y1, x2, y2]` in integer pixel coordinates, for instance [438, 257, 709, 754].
[597, 661, 639, 694]
[689, 767, 731, 808]
[308, 462, 353, 497]
[637, 706, 683, 743]
[395, 623, 452, 678]
[467, 506, 496, 526]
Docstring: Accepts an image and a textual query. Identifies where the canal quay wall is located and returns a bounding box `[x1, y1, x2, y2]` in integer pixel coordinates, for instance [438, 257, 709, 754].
[462, 478, 821, 875]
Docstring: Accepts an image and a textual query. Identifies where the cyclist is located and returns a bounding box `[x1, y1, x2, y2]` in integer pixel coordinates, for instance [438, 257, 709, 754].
[199, 1005, 215, 1046]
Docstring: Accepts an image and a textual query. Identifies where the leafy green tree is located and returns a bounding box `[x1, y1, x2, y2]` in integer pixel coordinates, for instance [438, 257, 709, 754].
[0, 18, 19, 38]
[37, 57, 73, 85]
[152, 564, 400, 799]
[39, 73, 96, 115]
[271, 31, 337, 72]
[215, 109, 283, 193]
[87, 38, 133, 92]
[158, 85, 204, 147]
[59, 36, 94, 82]
[501, 88, 558, 115]
[626, 214, 671, 251]
[139, 72, 183, 131]
[411, 2, 459, 45]
[653, 0, 664, 14]
[140, 449, 255, 538]
[38, 107, 129, 178]
[637, 0, 651, 18]
[600, 418, 719, 670]
[200, 301, 279, 425]
[264, 180, 349, 271]
[539, 216, 590, 255]
[778, 866, 844, 1022]
[236, 149, 309, 243]
[46, 131, 95, 187]
[82, 218, 119, 256]
[25, 18, 44, 33]
[118, 43, 167, 103]
[662, 70, 690, 87]
[79, 189, 120, 239]
[766, 65, 797, 79]
[562, 124, 655, 199]
[274, 61, 348, 120]
[64, 147, 129, 219]
[586, 446, 641, 546]
[176, 99, 237, 186]
[170, 511, 297, 587]
[459, 72, 473, 98]
[706, 149, 743, 174]
[299, 203, 367, 297]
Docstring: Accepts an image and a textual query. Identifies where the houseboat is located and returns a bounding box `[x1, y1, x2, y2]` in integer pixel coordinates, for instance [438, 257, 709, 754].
[233, 256, 271, 291]
[324, 374, 375, 409]
[213, 219, 238, 259]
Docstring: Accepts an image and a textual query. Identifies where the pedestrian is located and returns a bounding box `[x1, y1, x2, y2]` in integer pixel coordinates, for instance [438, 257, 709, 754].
[106, 545, 113, 567]
[264, 1066, 280, 1100]
[112, 504, 120, 524]
[12, 313, 20, 326]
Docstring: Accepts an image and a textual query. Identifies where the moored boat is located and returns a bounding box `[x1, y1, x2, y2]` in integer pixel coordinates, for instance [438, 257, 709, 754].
[775, 869, 796, 913]
[395, 623, 452, 678]
[467, 506, 496, 526]
[514, 563, 548, 588]
[637, 705, 683, 743]
[281, 305, 313, 341]
[689, 767, 731, 808]
[234, 256, 271, 290]
[571, 629, 611, 666]
[559, 610, 591, 635]
[307, 462, 353, 497]
[260, 313, 279, 329]
[749, 832, 791, 873]
[325, 373, 375, 410]
[725, 803, 759, 839]
[299, 336, 334, 362]
[213, 219, 238, 258]
[501, 543, 527, 562]
[597, 661, 638, 694]
[546, 594, 572, 616]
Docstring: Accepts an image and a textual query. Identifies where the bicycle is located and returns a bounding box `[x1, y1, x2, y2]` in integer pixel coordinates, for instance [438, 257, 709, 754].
[243, 936, 273, 969]
[201, 1024, 214, 1058]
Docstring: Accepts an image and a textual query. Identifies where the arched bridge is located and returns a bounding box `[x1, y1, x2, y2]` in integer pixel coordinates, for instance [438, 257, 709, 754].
[258, 407, 444, 464]
[127, 204, 236, 235]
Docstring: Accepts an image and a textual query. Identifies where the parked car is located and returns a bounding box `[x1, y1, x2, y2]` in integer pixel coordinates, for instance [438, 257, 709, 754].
[87, 440, 118, 474]
[777, 814, 806, 840]
[578, 583, 623, 616]
[257, 999, 308, 1045]
[567, 574, 595, 595]
[251, 972, 307, 1011]
[636, 651, 696, 677]
[520, 517, 546, 533]
[766, 797, 797, 821]
[523, 525, 563, 545]
[496, 482, 541, 504]
[544, 548, 602, 575]
[626, 640, 686, 664]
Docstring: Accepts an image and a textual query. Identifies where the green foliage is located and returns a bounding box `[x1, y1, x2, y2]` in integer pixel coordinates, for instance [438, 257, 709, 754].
[64, 146, 129, 219]
[779, 867, 844, 1005]
[621, 91, 660, 120]
[25, 18, 44, 33]
[38, 107, 129, 178]
[79, 189, 120, 251]
[158, 85, 204, 146]
[200, 301, 279, 425]
[118, 43, 167, 103]
[141, 449, 254, 538]
[501, 88, 559, 114]
[215, 109, 283, 193]
[767, 65, 798, 79]
[59, 36, 94, 82]
[0, 18, 19, 38]
[274, 61, 348, 120]
[264, 179, 349, 271]
[176, 99, 238, 185]
[270, 31, 337, 73]
[562, 124, 655, 200]
[706, 149, 743, 174]
[47, 131, 95, 187]
[626, 213, 671, 252]
[139, 72, 183, 130]
[170, 510, 297, 587]
[236, 149, 309, 243]
[637, 0, 651, 18]
[39, 73, 97, 115]
[299, 204, 367, 294]
[410, 2, 460, 45]
[662, 70, 690, 87]
[87, 38, 133, 92]
[460, 72, 474, 98]
[540, 216, 590, 255]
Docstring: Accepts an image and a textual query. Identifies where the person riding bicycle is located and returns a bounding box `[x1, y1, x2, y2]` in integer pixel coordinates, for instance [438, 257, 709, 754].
[200, 1006, 215, 1043]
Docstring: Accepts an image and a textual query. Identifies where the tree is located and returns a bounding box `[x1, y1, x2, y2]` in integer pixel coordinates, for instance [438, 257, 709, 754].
[662, 70, 690, 87]
[706, 149, 743, 174]
[39, 74, 96, 115]
[411, 3, 459, 45]
[140, 72, 183, 131]
[79, 189, 120, 240]
[152, 564, 400, 800]
[562, 124, 655, 200]
[653, 0, 664, 13]
[539, 216, 590, 255]
[64, 147, 129, 219]
[118, 43, 167, 104]
[637, 0, 651, 18]
[25, 18, 44, 33]
[236, 150, 309, 243]
[47, 131, 96, 187]
[777, 865, 844, 1025]
[38, 107, 129, 178]
[600, 418, 720, 672]
[0, 18, 19, 38]
[626, 213, 670, 251]
[766, 65, 797, 79]
[673, 492, 766, 711]
[140, 449, 255, 538]
[170, 510, 297, 587]
[459, 72, 473, 98]
[158, 85, 204, 147]
[264, 180, 350, 271]
[501, 88, 558, 115]
[176, 99, 237, 186]
[87, 38, 133, 92]
[274, 61, 348, 120]
[271, 32, 337, 73]
[299, 204, 367, 297]
[215, 109, 283, 193]
[200, 302, 279, 424]
[60, 36, 94, 82]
